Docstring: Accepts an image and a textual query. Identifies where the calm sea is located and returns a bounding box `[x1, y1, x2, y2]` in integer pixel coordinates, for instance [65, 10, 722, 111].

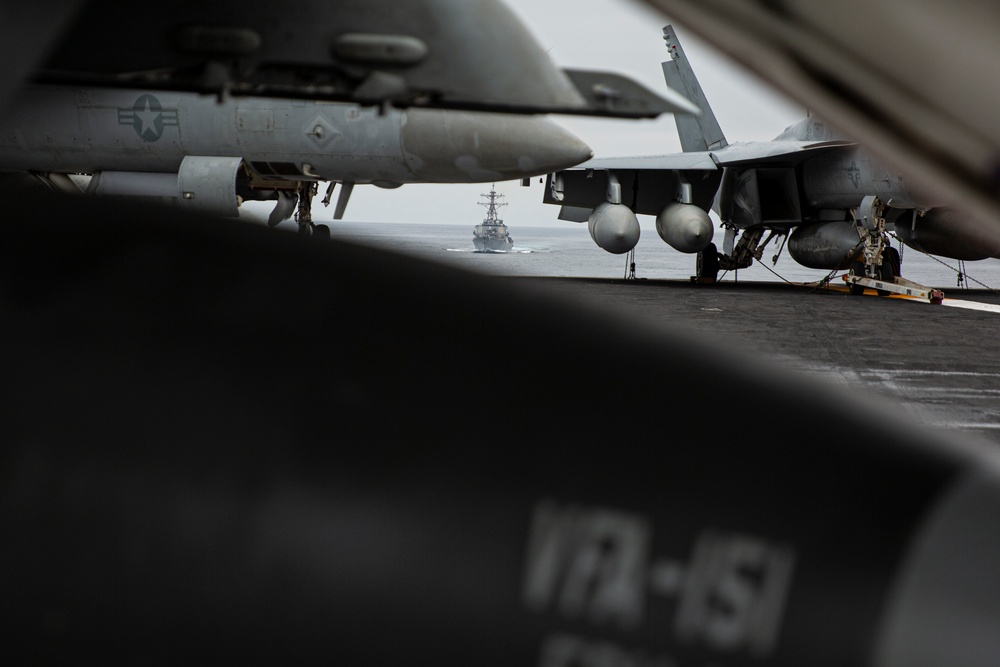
[328, 221, 1000, 291]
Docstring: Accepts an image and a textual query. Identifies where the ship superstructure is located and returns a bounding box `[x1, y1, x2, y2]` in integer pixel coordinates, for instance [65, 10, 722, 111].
[473, 185, 513, 252]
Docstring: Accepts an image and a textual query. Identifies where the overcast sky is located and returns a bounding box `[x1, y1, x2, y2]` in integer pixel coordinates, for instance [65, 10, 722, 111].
[273, 0, 806, 229]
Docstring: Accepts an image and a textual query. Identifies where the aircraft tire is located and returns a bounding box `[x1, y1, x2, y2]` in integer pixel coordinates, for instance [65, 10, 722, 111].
[876, 253, 896, 296]
[313, 224, 330, 240]
[885, 246, 902, 276]
[696, 242, 720, 281]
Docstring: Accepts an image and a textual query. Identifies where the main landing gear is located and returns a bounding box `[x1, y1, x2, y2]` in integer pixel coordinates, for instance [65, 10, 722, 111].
[694, 242, 720, 283]
[295, 182, 330, 238]
[268, 180, 353, 238]
[692, 226, 763, 282]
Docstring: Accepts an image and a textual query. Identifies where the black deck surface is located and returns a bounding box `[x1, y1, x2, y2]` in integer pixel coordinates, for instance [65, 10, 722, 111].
[513, 277, 1000, 446]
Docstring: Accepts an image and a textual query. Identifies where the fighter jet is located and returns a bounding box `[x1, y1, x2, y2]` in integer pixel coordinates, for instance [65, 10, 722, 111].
[4, 3, 1000, 666]
[640, 0, 1000, 245]
[0, 86, 594, 236]
[31, 0, 696, 120]
[544, 25, 1000, 291]
[0, 0, 699, 237]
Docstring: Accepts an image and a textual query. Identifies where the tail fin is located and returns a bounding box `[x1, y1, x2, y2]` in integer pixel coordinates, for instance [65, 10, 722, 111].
[661, 25, 728, 152]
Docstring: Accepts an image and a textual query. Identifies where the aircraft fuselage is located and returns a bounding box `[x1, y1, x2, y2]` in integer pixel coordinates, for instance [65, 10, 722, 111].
[0, 86, 592, 186]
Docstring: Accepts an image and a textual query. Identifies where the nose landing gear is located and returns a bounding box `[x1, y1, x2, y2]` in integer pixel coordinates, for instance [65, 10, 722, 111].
[844, 196, 942, 302]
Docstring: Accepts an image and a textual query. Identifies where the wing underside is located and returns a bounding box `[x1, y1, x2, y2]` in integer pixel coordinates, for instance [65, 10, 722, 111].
[549, 141, 854, 216]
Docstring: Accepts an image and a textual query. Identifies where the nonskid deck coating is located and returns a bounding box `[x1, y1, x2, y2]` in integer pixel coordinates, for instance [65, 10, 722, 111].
[513, 277, 1000, 446]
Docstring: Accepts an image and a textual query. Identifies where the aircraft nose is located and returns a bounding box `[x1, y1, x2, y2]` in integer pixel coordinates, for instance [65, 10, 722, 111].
[401, 109, 592, 182]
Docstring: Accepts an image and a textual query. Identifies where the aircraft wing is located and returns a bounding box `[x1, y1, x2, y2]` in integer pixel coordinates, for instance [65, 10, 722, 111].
[712, 140, 854, 166]
[545, 156, 720, 216]
[551, 140, 855, 215]
[580, 153, 719, 171]
[578, 139, 854, 172]
[31, 0, 696, 119]
[6, 4, 1000, 663]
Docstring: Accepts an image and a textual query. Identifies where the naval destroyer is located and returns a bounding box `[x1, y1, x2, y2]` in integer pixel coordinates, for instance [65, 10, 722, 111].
[473, 185, 513, 252]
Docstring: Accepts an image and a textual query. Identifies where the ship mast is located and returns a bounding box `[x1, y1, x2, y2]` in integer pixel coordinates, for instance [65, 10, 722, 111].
[479, 184, 507, 224]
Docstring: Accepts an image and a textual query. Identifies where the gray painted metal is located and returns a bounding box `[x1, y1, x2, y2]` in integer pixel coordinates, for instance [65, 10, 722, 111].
[472, 233, 513, 253]
[33, 0, 695, 120]
[473, 186, 513, 252]
[655, 202, 713, 253]
[39, 0, 586, 112]
[0, 87, 590, 183]
[641, 0, 1000, 243]
[662, 25, 727, 152]
[557, 206, 591, 223]
[545, 24, 998, 266]
[177, 156, 243, 218]
[0, 86, 593, 217]
[894, 208, 1000, 260]
[581, 153, 718, 171]
[89, 172, 177, 198]
[787, 221, 861, 270]
[587, 203, 640, 255]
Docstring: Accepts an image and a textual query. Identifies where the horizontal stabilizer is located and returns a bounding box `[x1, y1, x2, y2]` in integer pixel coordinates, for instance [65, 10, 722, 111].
[562, 68, 699, 118]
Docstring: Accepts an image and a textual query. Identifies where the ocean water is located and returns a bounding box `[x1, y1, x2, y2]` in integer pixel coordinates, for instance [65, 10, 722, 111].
[328, 221, 1000, 290]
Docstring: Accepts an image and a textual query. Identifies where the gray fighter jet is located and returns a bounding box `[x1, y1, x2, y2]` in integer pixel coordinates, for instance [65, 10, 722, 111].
[544, 25, 999, 290]
[5, 4, 1000, 666]
[0, 87, 594, 235]
[0, 0, 698, 237]
[640, 0, 1000, 245]
[30, 0, 696, 120]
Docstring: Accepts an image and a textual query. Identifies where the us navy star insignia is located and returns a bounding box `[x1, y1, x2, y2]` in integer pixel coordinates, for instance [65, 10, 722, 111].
[118, 94, 179, 142]
[847, 161, 861, 189]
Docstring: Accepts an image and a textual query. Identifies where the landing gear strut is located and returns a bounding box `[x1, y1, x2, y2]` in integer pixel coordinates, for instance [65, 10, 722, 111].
[295, 182, 329, 238]
[842, 198, 943, 301]
[717, 226, 764, 271]
[851, 195, 895, 296]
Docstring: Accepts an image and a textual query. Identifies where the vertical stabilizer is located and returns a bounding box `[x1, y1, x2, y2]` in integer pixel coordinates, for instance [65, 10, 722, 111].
[662, 25, 728, 153]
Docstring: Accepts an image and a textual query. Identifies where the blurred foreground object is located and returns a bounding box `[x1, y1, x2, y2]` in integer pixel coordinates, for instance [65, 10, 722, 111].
[25, 0, 696, 118]
[0, 189, 999, 665]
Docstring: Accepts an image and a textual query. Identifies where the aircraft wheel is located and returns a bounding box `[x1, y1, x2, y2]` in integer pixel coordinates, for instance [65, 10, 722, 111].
[696, 242, 720, 282]
[885, 246, 901, 276]
[312, 224, 331, 240]
[848, 261, 866, 296]
[876, 255, 896, 296]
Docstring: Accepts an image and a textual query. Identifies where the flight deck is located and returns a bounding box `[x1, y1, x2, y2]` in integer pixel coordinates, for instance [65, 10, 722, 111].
[515, 276, 1000, 446]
